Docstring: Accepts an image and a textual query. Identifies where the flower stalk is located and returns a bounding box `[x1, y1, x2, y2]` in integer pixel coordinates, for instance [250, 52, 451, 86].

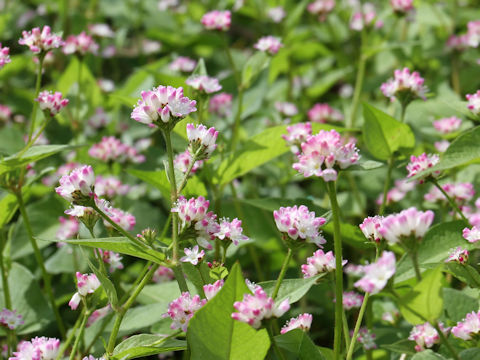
[272, 247, 293, 300]
[430, 178, 469, 224]
[27, 52, 45, 142]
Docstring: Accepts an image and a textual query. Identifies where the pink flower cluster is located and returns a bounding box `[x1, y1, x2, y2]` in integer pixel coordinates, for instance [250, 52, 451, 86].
[342, 291, 364, 310]
[359, 216, 383, 243]
[275, 102, 298, 117]
[467, 21, 480, 47]
[307, 103, 343, 123]
[281, 313, 313, 334]
[153, 266, 175, 283]
[390, 0, 414, 14]
[69, 272, 101, 310]
[466, 90, 480, 115]
[10, 337, 60, 360]
[36, 91, 69, 116]
[56, 216, 80, 240]
[186, 75, 222, 94]
[354, 251, 396, 294]
[55, 165, 95, 205]
[216, 218, 249, 246]
[186, 123, 218, 159]
[302, 249, 346, 278]
[267, 7, 286, 23]
[293, 129, 360, 182]
[98, 249, 124, 272]
[19, 26, 63, 53]
[445, 247, 469, 264]
[283, 123, 312, 155]
[87, 107, 111, 131]
[203, 279, 224, 300]
[406, 153, 440, 182]
[0, 104, 12, 122]
[0, 43, 10, 69]
[163, 292, 206, 332]
[63, 32, 98, 55]
[232, 287, 290, 328]
[451, 310, 480, 341]
[95, 175, 129, 198]
[446, 34, 469, 52]
[88, 136, 145, 164]
[409, 322, 448, 352]
[180, 245, 205, 265]
[424, 182, 474, 204]
[350, 3, 378, 31]
[0, 309, 24, 330]
[381, 68, 427, 103]
[307, 0, 335, 21]
[87, 305, 111, 327]
[273, 205, 326, 247]
[174, 150, 204, 174]
[201, 10, 231, 31]
[433, 116, 462, 134]
[131, 85, 196, 126]
[462, 226, 480, 243]
[104, 207, 136, 231]
[209, 92, 232, 117]
[355, 328, 377, 350]
[379, 207, 434, 245]
[254, 36, 283, 55]
[170, 56, 197, 72]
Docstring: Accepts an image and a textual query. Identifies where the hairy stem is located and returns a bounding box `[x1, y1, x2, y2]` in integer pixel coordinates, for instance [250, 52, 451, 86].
[431, 178, 469, 224]
[346, 293, 370, 360]
[272, 247, 293, 300]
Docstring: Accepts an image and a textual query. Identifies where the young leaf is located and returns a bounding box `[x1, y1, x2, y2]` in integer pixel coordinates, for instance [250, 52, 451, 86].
[259, 276, 324, 305]
[112, 334, 186, 360]
[445, 263, 480, 289]
[242, 52, 270, 89]
[275, 329, 325, 360]
[362, 103, 415, 160]
[187, 263, 271, 359]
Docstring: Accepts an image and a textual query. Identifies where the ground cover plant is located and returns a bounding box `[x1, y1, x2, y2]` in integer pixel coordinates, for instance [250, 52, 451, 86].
[1, 0, 480, 359]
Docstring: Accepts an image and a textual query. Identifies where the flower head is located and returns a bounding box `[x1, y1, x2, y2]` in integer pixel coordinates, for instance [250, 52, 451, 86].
[390, 0, 414, 15]
[445, 247, 469, 264]
[131, 85, 196, 128]
[254, 36, 283, 55]
[170, 56, 197, 72]
[186, 75, 222, 94]
[88, 136, 145, 164]
[293, 130, 360, 182]
[0, 44, 11, 69]
[424, 182, 474, 205]
[209, 92, 233, 117]
[201, 10, 231, 31]
[55, 165, 96, 205]
[36, 91, 69, 116]
[463, 226, 480, 243]
[307, 0, 335, 21]
[63, 32, 99, 55]
[98, 250, 124, 272]
[69, 272, 101, 310]
[56, 216, 80, 240]
[153, 266, 175, 283]
[186, 123, 218, 160]
[273, 205, 326, 247]
[409, 322, 448, 352]
[0, 309, 24, 330]
[11, 337, 60, 360]
[406, 153, 440, 182]
[350, 3, 378, 31]
[307, 103, 343, 123]
[359, 216, 384, 243]
[354, 251, 396, 294]
[466, 90, 480, 116]
[355, 328, 377, 350]
[174, 150, 204, 174]
[381, 68, 427, 104]
[19, 26, 63, 53]
[87, 305, 111, 327]
[302, 249, 346, 278]
[282, 123, 312, 155]
[451, 311, 480, 341]
[215, 218, 249, 246]
[180, 245, 205, 265]
[433, 116, 462, 134]
[104, 207, 136, 231]
[467, 21, 480, 48]
[172, 196, 210, 228]
[342, 291, 364, 310]
[232, 287, 290, 328]
[163, 292, 206, 332]
[275, 102, 298, 117]
[203, 280, 224, 300]
[267, 7, 286, 23]
[95, 175, 129, 199]
[281, 313, 313, 334]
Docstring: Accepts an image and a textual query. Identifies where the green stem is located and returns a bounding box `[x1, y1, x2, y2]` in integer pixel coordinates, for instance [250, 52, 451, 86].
[267, 321, 287, 360]
[230, 87, 244, 153]
[0, 234, 15, 357]
[431, 178, 469, 223]
[106, 263, 160, 355]
[16, 192, 66, 337]
[433, 321, 460, 360]
[348, 34, 366, 129]
[20, 114, 52, 158]
[28, 53, 45, 142]
[57, 309, 82, 360]
[173, 264, 189, 293]
[176, 152, 198, 196]
[342, 310, 351, 352]
[69, 307, 90, 360]
[379, 156, 394, 215]
[410, 251, 422, 282]
[451, 53, 461, 96]
[75, 56, 83, 126]
[326, 181, 344, 360]
[163, 130, 179, 261]
[272, 247, 293, 300]
[346, 293, 370, 360]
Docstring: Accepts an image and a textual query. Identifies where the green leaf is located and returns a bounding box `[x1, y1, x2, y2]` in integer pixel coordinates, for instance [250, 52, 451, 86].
[460, 348, 480, 360]
[318, 347, 334, 360]
[346, 160, 384, 171]
[112, 334, 186, 360]
[395, 221, 475, 283]
[259, 276, 324, 305]
[242, 51, 270, 89]
[399, 266, 444, 325]
[187, 263, 271, 359]
[362, 103, 415, 160]
[37, 237, 166, 265]
[381, 339, 416, 355]
[0, 191, 18, 228]
[445, 263, 480, 289]
[192, 58, 208, 76]
[181, 262, 211, 295]
[306, 67, 352, 98]
[443, 288, 479, 323]
[275, 329, 325, 360]
[411, 350, 447, 359]
[410, 126, 480, 180]
[136, 282, 182, 305]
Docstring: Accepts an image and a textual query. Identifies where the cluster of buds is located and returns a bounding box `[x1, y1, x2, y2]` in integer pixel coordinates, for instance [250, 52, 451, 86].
[253, 36, 283, 55]
[354, 251, 396, 294]
[201, 10, 231, 31]
[137, 228, 158, 245]
[350, 3, 378, 32]
[381, 68, 427, 106]
[174, 150, 204, 175]
[186, 123, 218, 160]
[63, 31, 99, 56]
[163, 292, 206, 332]
[267, 7, 286, 23]
[169, 56, 197, 73]
[301, 249, 346, 278]
[432, 116, 462, 135]
[275, 102, 298, 117]
[406, 153, 440, 183]
[232, 287, 290, 328]
[273, 205, 326, 247]
[88, 136, 145, 164]
[95, 175, 129, 199]
[355, 328, 377, 350]
[408, 322, 449, 352]
[186, 75, 222, 94]
[10, 337, 60, 360]
[19, 26, 63, 54]
[359, 216, 384, 243]
[55, 165, 96, 206]
[36, 91, 69, 116]
[0, 43, 10, 69]
[390, 0, 414, 16]
[68, 272, 101, 310]
[293, 129, 360, 182]
[282, 123, 312, 155]
[0, 309, 24, 330]
[451, 310, 480, 341]
[307, 103, 343, 123]
[280, 313, 313, 334]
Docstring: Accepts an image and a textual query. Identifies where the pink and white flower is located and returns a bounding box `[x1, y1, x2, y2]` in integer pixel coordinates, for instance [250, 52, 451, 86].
[180, 245, 205, 265]
[95, 175, 129, 199]
[281, 313, 313, 334]
[209, 92, 233, 117]
[354, 251, 396, 294]
[186, 123, 218, 159]
[462, 226, 480, 243]
[88, 136, 145, 164]
[390, 0, 414, 15]
[87, 107, 111, 130]
[350, 3, 378, 31]
[19, 25, 63, 53]
[445, 247, 469, 264]
[232, 287, 290, 328]
[87, 305, 111, 327]
[131, 85, 196, 126]
[359, 216, 384, 243]
[292, 130, 360, 182]
[282, 123, 312, 155]
[355, 328, 377, 350]
[275, 102, 298, 117]
[63, 32, 99, 55]
[172, 196, 210, 228]
[0, 44, 10, 69]
[0, 309, 24, 330]
[307, 103, 343, 123]
[36, 91, 69, 116]
[0, 104, 12, 123]
[56, 216, 80, 240]
[98, 250, 124, 272]
[467, 21, 480, 48]
[174, 150, 204, 174]
[342, 291, 364, 310]
[273, 205, 326, 246]
[169, 56, 197, 72]
[201, 10, 231, 31]
[203, 280, 224, 300]
[69, 272, 101, 310]
[378, 207, 434, 245]
[466, 90, 480, 115]
[254, 36, 283, 55]
[88, 23, 115, 38]
[381, 68, 427, 103]
[215, 218, 249, 246]
[104, 207, 136, 231]
[307, 0, 335, 21]
[446, 34, 469, 52]
[153, 266, 175, 283]
[163, 292, 206, 332]
[451, 311, 480, 341]
[434, 140, 450, 153]
[55, 165, 96, 205]
[186, 75, 222, 94]
[267, 7, 286, 23]
[409, 322, 448, 352]
[11, 337, 60, 360]
[433, 116, 462, 134]
[302, 249, 346, 278]
[424, 182, 474, 204]
[406, 153, 440, 182]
